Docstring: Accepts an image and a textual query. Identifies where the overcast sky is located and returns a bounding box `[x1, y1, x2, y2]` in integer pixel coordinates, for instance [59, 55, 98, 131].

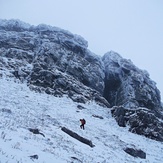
[0, 0, 163, 100]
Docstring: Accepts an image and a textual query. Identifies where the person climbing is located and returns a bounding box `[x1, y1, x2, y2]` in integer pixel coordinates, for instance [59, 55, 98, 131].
[80, 119, 86, 130]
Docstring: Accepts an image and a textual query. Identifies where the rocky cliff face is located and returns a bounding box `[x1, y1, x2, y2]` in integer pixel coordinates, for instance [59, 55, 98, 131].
[0, 19, 163, 142]
[0, 19, 108, 107]
[102, 51, 161, 110]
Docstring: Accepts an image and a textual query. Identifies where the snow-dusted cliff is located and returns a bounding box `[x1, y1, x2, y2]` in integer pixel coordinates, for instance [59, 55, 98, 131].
[102, 51, 161, 109]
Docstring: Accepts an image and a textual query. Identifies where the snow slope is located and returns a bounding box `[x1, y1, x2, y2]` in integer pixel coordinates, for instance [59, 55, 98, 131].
[0, 78, 163, 163]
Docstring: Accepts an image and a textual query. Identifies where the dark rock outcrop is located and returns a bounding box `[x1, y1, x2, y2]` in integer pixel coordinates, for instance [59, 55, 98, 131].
[29, 154, 39, 160]
[92, 114, 104, 119]
[71, 157, 82, 163]
[28, 128, 45, 137]
[111, 106, 163, 142]
[1, 108, 12, 114]
[124, 147, 146, 159]
[61, 127, 95, 147]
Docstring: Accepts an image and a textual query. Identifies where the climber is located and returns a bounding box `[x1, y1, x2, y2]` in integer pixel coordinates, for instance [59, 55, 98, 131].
[80, 119, 86, 130]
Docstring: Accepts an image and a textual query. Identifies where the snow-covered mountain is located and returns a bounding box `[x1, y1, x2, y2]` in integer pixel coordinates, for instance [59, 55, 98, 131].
[0, 19, 163, 162]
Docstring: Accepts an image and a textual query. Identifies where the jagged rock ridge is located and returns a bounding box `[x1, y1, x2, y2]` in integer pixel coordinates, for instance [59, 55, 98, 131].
[0, 19, 163, 142]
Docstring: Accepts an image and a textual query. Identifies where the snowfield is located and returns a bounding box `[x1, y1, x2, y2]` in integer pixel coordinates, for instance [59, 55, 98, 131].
[0, 78, 163, 163]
